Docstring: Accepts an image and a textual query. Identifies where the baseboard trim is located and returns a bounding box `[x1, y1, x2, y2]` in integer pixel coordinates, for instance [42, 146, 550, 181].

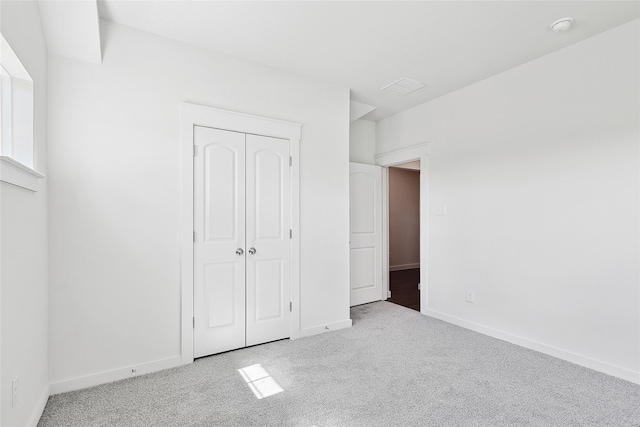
[49, 356, 183, 395]
[424, 308, 640, 384]
[27, 385, 50, 427]
[300, 319, 352, 338]
[389, 263, 420, 271]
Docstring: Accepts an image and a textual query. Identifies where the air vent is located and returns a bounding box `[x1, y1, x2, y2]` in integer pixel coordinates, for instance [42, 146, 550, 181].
[381, 78, 426, 95]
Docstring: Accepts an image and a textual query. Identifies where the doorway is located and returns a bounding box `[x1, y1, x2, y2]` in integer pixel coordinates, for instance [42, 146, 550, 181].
[375, 142, 428, 314]
[387, 162, 420, 311]
[180, 103, 302, 365]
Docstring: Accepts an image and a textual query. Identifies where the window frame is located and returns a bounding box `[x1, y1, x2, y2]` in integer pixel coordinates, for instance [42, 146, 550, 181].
[0, 32, 43, 192]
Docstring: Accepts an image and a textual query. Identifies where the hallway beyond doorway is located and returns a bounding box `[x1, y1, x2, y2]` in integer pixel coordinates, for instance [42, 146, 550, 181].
[388, 268, 420, 311]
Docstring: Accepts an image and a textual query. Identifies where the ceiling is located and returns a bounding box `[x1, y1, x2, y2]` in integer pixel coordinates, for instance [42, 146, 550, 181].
[97, 1, 639, 121]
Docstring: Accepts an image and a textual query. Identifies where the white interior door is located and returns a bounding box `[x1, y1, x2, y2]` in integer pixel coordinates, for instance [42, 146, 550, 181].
[349, 162, 383, 306]
[193, 126, 291, 358]
[245, 134, 291, 346]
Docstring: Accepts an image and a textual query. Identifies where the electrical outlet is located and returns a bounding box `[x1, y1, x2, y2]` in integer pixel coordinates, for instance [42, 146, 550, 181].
[131, 369, 137, 376]
[436, 205, 447, 216]
[466, 290, 475, 303]
[12, 376, 19, 407]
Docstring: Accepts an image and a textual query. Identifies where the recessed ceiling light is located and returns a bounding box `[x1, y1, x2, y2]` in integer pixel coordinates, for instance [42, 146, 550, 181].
[381, 78, 426, 95]
[550, 17, 574, 33]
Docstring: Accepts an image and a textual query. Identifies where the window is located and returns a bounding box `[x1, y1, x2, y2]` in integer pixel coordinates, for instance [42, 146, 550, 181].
[0, 33, 43, 191]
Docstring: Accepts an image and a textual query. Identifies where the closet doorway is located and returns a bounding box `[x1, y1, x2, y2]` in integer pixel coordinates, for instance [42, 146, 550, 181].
[180, 103, 302, 365]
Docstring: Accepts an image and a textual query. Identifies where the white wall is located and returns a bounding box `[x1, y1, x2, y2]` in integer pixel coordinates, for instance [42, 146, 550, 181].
[388, 167, 420, 270]
[48, 20, 350, 390]
[0, 1, 49, 425]
[349, 119, 376, 164]
[377, 20, 640, 383]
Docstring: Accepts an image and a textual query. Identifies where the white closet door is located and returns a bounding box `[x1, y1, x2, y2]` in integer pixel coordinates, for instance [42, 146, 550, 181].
[193, 126, 246, 358]
[349, 162, 383, 306]
[245, 134, 291, 346]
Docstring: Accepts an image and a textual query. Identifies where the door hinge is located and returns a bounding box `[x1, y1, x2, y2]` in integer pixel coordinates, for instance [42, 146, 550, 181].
[193, 145, 196, 156]
[193, 317, 195, 328]
[289, 302, 292, 312]
[289, 229, 292, 239]
[193, 231, 196, 242]
[289, 156, 292, 167]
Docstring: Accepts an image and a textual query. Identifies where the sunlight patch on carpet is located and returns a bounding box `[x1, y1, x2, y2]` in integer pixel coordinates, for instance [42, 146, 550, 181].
[238, 364, 284, 399]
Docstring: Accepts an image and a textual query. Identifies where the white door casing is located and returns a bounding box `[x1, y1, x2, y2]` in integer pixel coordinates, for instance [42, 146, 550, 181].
[349, 162, 383, 306]
[181, 102, 301, 365]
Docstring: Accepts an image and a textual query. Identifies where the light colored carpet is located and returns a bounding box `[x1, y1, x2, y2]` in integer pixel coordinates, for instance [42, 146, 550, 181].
[39, 302, 640, 426]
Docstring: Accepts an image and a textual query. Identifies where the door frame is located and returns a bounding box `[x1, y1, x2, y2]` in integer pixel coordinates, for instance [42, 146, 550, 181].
[375, 143, 429, 314]
[180, 102, 301, 365]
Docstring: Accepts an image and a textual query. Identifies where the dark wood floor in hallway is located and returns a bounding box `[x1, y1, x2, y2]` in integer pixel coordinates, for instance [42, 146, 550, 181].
[388, 268, 420, 311]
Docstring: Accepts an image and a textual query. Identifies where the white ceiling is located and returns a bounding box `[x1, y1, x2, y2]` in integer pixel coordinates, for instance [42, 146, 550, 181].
[97, 1, 639, 121]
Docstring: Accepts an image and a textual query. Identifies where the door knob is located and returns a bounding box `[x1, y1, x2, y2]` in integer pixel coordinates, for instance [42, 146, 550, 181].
[236, 248, 244, 256]
[249, 247, 256, 255]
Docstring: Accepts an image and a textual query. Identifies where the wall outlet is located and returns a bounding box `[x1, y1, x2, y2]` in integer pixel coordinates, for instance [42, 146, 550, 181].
[436, 205, 447, 216]
[466, 290, 475, 303]
[131, 369, 137, 376]
[12, 376, 19, 407]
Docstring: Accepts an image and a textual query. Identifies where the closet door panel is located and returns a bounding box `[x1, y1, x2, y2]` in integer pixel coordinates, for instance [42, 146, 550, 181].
[245, 134, 291, 346]
[193, 126, 246, 358]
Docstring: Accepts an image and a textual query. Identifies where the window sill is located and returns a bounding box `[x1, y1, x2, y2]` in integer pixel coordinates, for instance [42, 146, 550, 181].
[0, 156, 45, 192]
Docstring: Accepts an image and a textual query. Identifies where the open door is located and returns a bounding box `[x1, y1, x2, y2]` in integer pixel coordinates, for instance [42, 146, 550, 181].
[349, 162, 383, 306]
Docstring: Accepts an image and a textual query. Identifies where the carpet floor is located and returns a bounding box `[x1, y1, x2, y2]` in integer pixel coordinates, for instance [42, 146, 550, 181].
[38, 302, 640, 426]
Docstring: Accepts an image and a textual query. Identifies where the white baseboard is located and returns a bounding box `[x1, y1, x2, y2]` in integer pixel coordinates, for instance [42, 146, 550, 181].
[49, 356, 183, 395]
[28, 385, 50, 427]
[299, 319, 352, 338]
[389, 263, 420, 271]
[424, 308, 640, 384]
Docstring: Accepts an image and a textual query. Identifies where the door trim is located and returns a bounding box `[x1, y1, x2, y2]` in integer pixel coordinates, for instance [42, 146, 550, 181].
[180, 102, 301, 365]
[375, 143, 429, 314]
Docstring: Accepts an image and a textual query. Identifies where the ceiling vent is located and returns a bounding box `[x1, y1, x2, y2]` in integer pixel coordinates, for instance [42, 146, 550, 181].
[381, 78, 426, 95]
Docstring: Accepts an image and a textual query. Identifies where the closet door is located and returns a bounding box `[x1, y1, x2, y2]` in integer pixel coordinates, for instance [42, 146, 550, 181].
[193, 126, 246, 358]
[193, 127, 291, 358]
[245, 134, 291, 346]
